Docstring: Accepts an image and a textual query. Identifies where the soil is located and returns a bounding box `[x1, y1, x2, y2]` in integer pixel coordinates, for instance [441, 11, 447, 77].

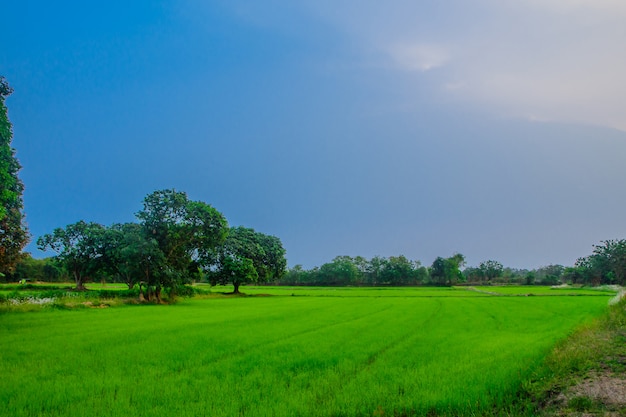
[540, 302, 626, 416]
[551, 373, 626, 416]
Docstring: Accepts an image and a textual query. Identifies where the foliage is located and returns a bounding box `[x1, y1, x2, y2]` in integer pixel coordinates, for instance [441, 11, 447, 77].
[462, 266, 484, 283]
[317, 256, 361, 286]
[34, 190, 239, 300]
[279, 255, 428, 286]
[576, 239, 626, 286]
[208, 226, 286, 293]
[429, 253, 465, 286]
[0, 76, 28, 274]
[36, 221, 106, 290]
[533, 264, 565, 285]
[135, 189, 228, 301]
[10, 254, 64, 282]
[99, 222, 163, 291]
[210, 254, 258, 294]
[381, 255, 427, 285]
[478, 259, 503, 282]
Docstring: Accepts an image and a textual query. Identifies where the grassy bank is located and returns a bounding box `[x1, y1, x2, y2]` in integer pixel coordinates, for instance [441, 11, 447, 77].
[517, 295, 626, 416]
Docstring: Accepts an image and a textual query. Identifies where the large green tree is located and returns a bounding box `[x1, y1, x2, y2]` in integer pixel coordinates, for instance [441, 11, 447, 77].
[478, 260, 503, 283]
[36, 221, 105, 290]
[317, 256, 361, 286]
[576, 239, 626, 286]
[136, 189, 228, 300]
[0, 77, 28, 275]
[379, 255, 426, 286]
[209, 226, 287, 293]
[430, 253, 465, 286]
[99, 223, 163, 293]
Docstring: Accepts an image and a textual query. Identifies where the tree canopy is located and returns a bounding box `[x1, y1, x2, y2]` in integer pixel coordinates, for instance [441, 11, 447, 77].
[209, 226, 287, 293]
[575, 239, 626, 286]
[135, 189, 228, 300]
[0, 76, 28, 274]
[32, 190, 290, 299]
[36, 221, 105, 290]
[430, 254, 465, 286]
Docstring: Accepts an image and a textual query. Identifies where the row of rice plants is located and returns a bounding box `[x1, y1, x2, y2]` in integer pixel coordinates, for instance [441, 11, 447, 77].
[235, 285, 487, 297]
[228, 284, 619, 298]
[0, 291, 612, 416]
[471, 285, 618, 296]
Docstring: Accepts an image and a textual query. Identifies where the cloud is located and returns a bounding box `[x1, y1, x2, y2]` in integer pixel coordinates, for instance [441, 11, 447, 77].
[294, 0, 626, 130]
[510, 0, 626, 14]
[387, 43, 449, 72]
[186, 0, 626, 130]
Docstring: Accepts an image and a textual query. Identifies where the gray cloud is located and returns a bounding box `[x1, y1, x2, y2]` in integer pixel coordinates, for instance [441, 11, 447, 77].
[284, 0, 626, 130]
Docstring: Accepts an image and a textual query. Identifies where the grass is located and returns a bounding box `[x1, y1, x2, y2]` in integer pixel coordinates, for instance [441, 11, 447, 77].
[0, 287, 616, 416]
[470, 285, 618, 296]
[519, 296, 626, 415]
[205, 284, 619, 298]
[0, 282, 143, 313]
[220, 284, 489, 297]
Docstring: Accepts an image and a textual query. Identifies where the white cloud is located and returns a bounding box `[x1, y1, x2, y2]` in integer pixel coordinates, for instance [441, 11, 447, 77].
[299, 0, 626, 130]
[444, 3, 626, 129]
[189, 1, 626, 130]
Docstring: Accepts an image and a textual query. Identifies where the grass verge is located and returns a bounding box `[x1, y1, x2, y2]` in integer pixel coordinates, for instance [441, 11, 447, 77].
[517, 296, 626, 416]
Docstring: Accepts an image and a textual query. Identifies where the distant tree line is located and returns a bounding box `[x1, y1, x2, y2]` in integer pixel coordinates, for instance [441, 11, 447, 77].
[277, 254, 482, 287]
[8, 238, 626, 289]
[8, 236, 626, 289]
[5, 189, 287, 300]
[277, 240, 626, 287]
[278, 254, 467, 286]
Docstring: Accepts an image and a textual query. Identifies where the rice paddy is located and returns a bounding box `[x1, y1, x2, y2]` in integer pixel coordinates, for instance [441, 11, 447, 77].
[0, 286, 616, 416]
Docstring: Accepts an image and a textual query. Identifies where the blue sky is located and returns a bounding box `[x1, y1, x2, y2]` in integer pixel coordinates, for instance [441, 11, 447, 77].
[2, 0, 626, 269]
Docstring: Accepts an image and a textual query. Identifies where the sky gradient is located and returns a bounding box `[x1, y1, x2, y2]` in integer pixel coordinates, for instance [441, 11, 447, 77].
[3, 1, 626, 269]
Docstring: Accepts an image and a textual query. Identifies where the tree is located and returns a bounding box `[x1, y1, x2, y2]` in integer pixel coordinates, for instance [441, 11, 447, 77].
[478, 260, 503, 283]
[12, 253, 46, 282]
[0, 76, 28, 274]
[99, 223, 163, 293]
[534, 264, 565, 285]
[36, 221, 105, 290]
[318, 256, 361, 286]
[561, 266, 586, 285]
[208, 226, 287, 293]
[12, 255, 66, 282]
[281, 264, 307, 285]
[380, 255, 424, 286]
[136, 189, 228, 301]
[463, 266, 485, 283]
[210, 254, 258, 294]
[576, 239, 626, 286]
[255, 231, 287, 282]
[430, 253, 465, 286]
[365, 256, 387, 286]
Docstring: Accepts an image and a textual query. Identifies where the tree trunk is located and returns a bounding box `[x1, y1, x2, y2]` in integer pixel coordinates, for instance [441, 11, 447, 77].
[74, 271, 85, 291]
[233, 282, 240, 294]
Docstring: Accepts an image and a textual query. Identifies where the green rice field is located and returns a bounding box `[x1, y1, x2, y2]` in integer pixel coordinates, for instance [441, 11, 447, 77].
[0, 287, 616, 416]
[228, 284, 618, 298]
